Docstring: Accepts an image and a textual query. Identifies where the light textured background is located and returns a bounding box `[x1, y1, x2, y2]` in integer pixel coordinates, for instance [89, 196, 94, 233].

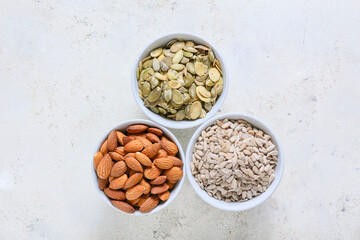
[1, 0, 359, 239]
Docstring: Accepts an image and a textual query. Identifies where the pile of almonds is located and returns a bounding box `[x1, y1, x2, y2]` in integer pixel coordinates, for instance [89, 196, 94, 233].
[94, 124, 184, 214]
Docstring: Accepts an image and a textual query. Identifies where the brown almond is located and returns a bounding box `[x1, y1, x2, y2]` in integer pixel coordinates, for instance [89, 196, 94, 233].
[124, 152, 135, 159]
[155, 149, 167, 159]
[116, 131, 126, 145]
[136, 194, 149, 207]
[153, 143, 161, 153]
[168, 182, 175, 189]
[104, 188, 125, 200]
[168, 156, 183, 167]
[110, 161, 127, 177]
[150, 175, 167, 185]
[109, 176, 114, 182]
[109, 152, 124, 161]
[125, 185, 145, 200]
[159, 191, 170, 201]
[93, 152, 103, 169]
[128, 169, 136, 176]
[164, 167, 183, 182]
[114, 146, 126, 156]
[135, 152, 152, 167]
[161, 140, 178, 156]
[107, 130, 117, 151]
[127, 196, 141, 205]
[124, 173, 143, 189]
[154, 157, 174, 170]
[139, 179, 151, 194]
[124, 140, 143, 153]
[135, 136, 153, 148]
[148, 128, 163, 136]
[100, 140, 108, 155]
[111, 200, 135, 214]
[127, 124, 149, 134]
[96, 154, 113, 179]
[123, 136, 135, 145]
[146, 133, 160, 143]
[109, 174, 128, 189]
[139, 195, 159, 213]
[141, 146, 158, 159]
[144, 164, 162, 180]
[125, 157, 143, 172]
[98, 178, 108, 190]
[151, 183, 169, 194]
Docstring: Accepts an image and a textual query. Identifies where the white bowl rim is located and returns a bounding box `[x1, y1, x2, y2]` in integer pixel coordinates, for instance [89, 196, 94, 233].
[186, 112, 284, 211]
[131, 32, 229, 129]
[92, 119, 186, 216]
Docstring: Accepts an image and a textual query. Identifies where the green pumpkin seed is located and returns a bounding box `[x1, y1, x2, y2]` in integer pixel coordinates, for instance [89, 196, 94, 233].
[158, 107, 167, 115]
[172, 50, 183, 64]
[199, 108, 206, 118]
[154, 72, 167, 81]
[170, 41, 185, 53]
[143, 59, 153, 69]
[194, 45, 209, 51]
[205, 79, 214, 87]
[152, 58, 160, 71]
[183, 93, 191, 104]
[183, 51, 193, 58]
[166, 39, 178, 48]
[168, 80, 181, 89]
[194, 62, 208, 76]
[189, 83, 197, 99]
[169, 108, 177, 114]
[196, 86, 211, 98]
[140, 68, 154, 81]
[184, 74, 194, 87]
[150, 76, 159, 89]
[204, 102, 212, 111]
[175, 110, 186, 121]
[209, 67, 220, 82]
[180, 57, 189, 64]
[172, 90, 184, 104]
[150, 106, 159, 114]
[136, 67, 140, 79]
[167, 69, 178, 80]
[148, 87, 162, 102]
[163, 89, 172, 102]
[171, 64, 185, 71]
[208, 49, 215, 62]
[189, 101, 202, 119]
[185, 41, 195, 47]
[150, 48, 163, 57]
[186, 62, 195, 74]
[141, 82, 151, 97]
[183, 46, 198, 53]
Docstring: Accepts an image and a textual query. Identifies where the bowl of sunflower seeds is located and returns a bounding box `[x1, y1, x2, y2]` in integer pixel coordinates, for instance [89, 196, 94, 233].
[132, 32, 228, 129]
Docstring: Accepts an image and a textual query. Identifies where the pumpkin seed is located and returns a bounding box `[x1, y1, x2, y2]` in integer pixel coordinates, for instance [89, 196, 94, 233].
[148, 87, 162, 102]
[195, 62, 208, 76]
[158, 107, 167, 115]
[180, 57, 190, 64]
[171, 64, 185, 71]
[206, 79, 214, 87]
[166, 39, 178, 48]
[172, 50, 183, 64]
[172, 90, 184, 104]
[194, 45, 209, 51]
[175, 110, 186, 120]
[163, 49, 174, 57]
[208, 49, 215, 62]
[167, 69, 178, 80]
[184, 74, 194, 87]
[186, 62, 195, 74]
[155, 72, 167, 81]
[150, 106, 159, 114]
[185, 41, 195, 47]
[169, 108, 177, 114]
[204, 102, 212, 111]
[163, 89, 172, 102]
[153, 58, 160, 71]
[199, 108, 206, 118]
[140, 68, 154, 81]
[189, 83, 197, 99]
[196, 86, 211, 98]
[183, 51, 193, 58]
[209, 68, 220, 82]
[150, 76, 159, 89]
[189, 101, 202, 119]
[183, 93, 191, 104]
[136, 67, 140, 79]
[168, 80, 181, 89]
[184, 46, 198, 53]
[141, 82, 151, 97]
[170, 41, 185, 53]
[150, 48, 163, 57]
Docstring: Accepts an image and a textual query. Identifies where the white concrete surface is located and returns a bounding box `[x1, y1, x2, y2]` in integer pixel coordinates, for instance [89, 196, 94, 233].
[0, 0, 359, 239]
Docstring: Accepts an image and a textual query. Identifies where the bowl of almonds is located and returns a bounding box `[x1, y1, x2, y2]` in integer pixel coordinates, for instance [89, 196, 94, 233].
[93, 119, 185, 215]
[132, 32, 228, 129]
[186, 113, 284, 211]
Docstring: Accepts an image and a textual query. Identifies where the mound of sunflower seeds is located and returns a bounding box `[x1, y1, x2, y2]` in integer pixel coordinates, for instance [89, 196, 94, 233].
[136, 38, 224, 121]
[191, 118, 278, 202]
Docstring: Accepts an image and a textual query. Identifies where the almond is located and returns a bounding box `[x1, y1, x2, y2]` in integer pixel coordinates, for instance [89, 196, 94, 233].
[151, 183, 169, 194]
[146, 133, 160, 143]
[139, 195, 159, 213]
[161, 139, 178, 156]
[116, 131, 126, 145]
[124, 140, 143, 153]
[104, 188, 125, 200]
[127, 124, 149, 133]
[110, 161, 127, 177]
[107, 130, 118, 151]
[159, 191, 170, 201]
[98, 178, 108, 190]
[134, 152, 152, 167]
[124, 152, 135, 159]
[93, 152, 103, 169]
[124, 173, 143, 189]
[150, 175, 167, 185]
[164, 167, 183, 182]
[111, 200, 135, 214]
[168, 182, 175, 189]
[153, 143, 161, 153]
[109, 152, 124, 161]
[109, 176, 114, 182]
[123, 136, 135, 145]
[155, 149, 167, 159]
[168, 156, 183, 167]
[125, 157, 143, 172]
[144, 164, 162, 180]
[154, 157, 174, 170]
[148, 127, 163, 136]
[114, 146, 125, 155]
[136, 194, 149, 207]
[127, 196, 141, 205]
[139, 179, 151, 194]
[128, 169, 136, 176]
[100, 140, 108, 155]
[125, 185, 145, 200]
[109, 174, 128, 189]
[96, 154, 113, 179]
[135, 136, 152, 148]
[141, 146, 158, 159]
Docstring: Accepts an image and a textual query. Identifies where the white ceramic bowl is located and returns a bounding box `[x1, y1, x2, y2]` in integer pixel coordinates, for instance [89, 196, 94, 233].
[186, 113, 284, 211]
[92, 119, 186, 215]
[131, 32, 229, 129]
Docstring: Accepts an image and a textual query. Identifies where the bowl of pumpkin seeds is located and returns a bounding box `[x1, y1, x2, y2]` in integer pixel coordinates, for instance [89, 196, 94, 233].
[132, 33, 228, 129]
